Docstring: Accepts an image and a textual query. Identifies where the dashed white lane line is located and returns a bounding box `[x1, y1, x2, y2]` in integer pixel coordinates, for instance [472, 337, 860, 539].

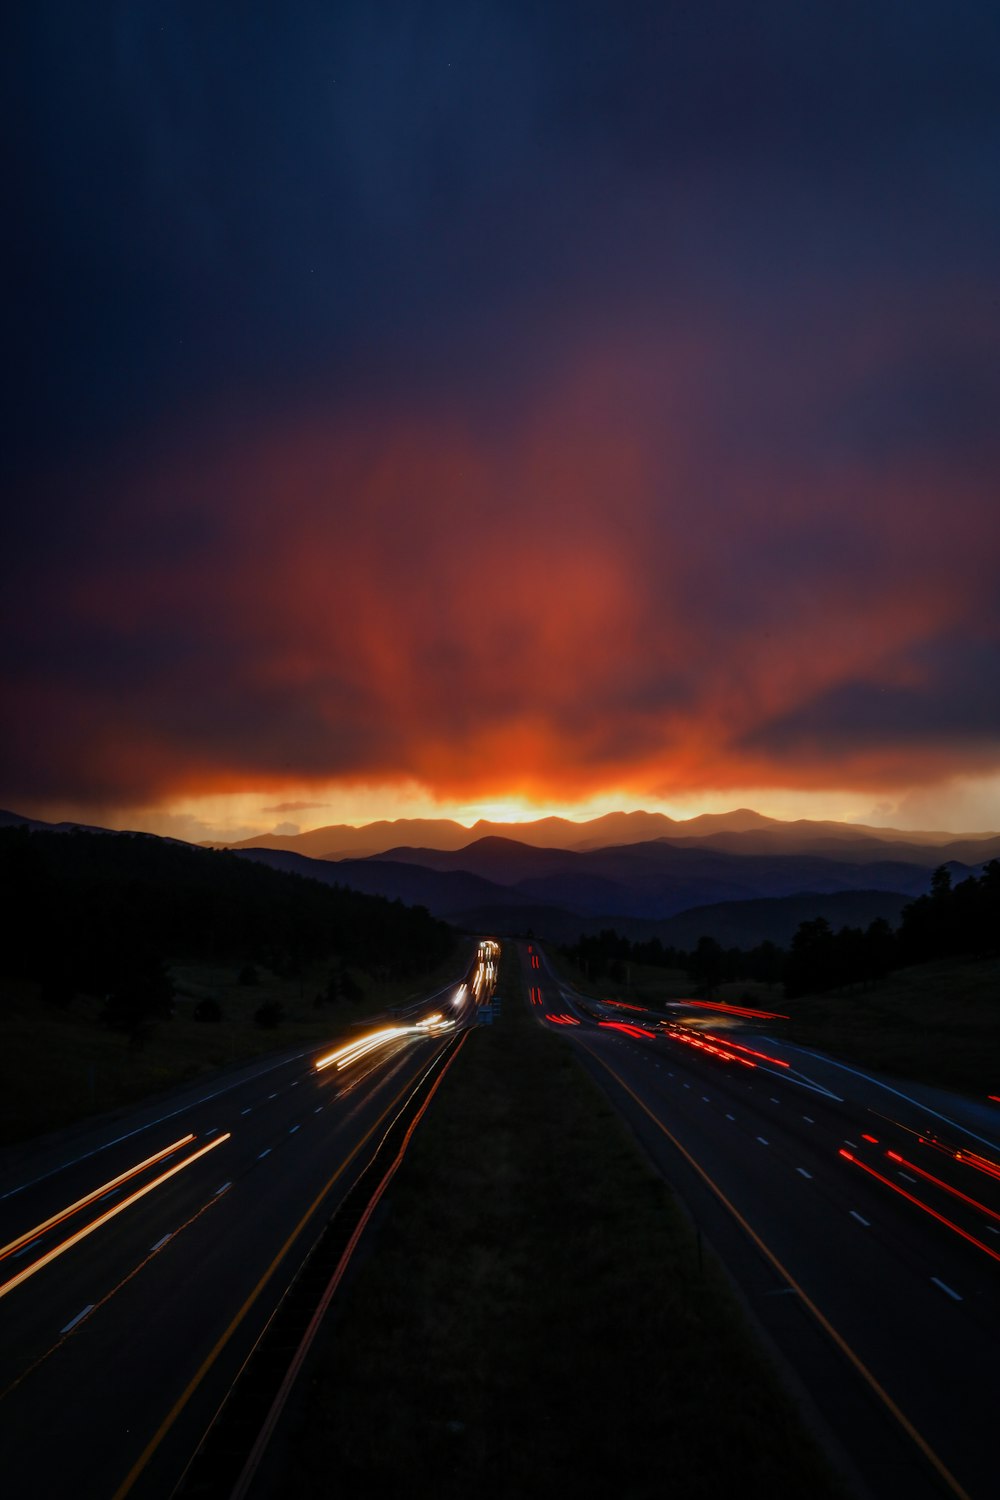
[240, 1108, 252, 1116]
[290, 1081, 299, 1087]
[931, 1277, 962, 1302]
[61, 1304, 95, 1334]
[702, 1096, 710, 1103]
[844, 1139, 859, 1149]
[267, 1092, 278, 1100]
[257, 1148, 271, 1160]
[214, 1181, 232, 1197]
[289, 1125, 300, 1134]
[987, 1226, 1000, 1236]
[796, 1168, 813, 1179]
[99, 1188, 120, 1202]
[725, 1114, 735, 1122]
[770, 1097, 781, 1104]
[757, 1136, 769, 1146]
[314, 1106, 324, 1114]
[205, 1127, 218, 1136]
[803, 1115, 815, 1124]
[897, 1171, 918, 1184]
[683, 1083, 690, 1090]
[850, 1211, 870, 1227]
[150, 1233, 173, 1253]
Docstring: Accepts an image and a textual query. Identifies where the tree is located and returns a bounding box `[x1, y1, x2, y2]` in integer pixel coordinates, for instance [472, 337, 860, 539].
[254, 1000, 284, 1029]
[688, 936, 724, 996]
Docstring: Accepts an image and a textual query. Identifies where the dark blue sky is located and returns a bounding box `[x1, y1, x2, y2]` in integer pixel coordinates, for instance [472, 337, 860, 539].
[5, 2, 1000, 833]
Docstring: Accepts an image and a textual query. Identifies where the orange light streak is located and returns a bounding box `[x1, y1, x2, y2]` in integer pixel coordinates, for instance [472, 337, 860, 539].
[0, 1134, 231, 1300]
[951, 1148, 1000, 1184]
[839, 1150, 1000, 1265]
[0, 1133, 196, 1264]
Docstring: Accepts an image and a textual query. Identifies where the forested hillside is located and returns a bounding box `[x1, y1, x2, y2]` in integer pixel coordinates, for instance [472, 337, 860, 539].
[0, 826, 455, 1036]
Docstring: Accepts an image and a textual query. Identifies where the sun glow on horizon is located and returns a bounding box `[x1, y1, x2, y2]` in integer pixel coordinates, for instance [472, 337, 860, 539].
[14, 770, 1000, 845]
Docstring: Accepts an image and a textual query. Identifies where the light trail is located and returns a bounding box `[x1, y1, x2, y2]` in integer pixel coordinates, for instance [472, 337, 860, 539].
[699, 1032, 790, 1068]
[598, 1020, 657, 1039]
[0, 1134, 231, 1301]
[886, 1152, 1000, 1224]
[0, 1134, 196, 1264]
[839, 1150, 1000, 1265]
[679, 999, 789, 1020]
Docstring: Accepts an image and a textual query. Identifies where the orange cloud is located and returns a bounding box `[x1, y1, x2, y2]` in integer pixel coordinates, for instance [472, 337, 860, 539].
[3, 340, 997, 813]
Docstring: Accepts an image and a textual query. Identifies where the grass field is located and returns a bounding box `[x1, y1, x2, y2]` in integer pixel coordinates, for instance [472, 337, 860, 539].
[0, 950, 468, 1147]
[275, 943, 845, 1500]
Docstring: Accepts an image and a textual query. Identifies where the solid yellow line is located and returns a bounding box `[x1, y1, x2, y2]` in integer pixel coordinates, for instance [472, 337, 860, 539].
[110, 1062, 436, 1500]
[581, 1043, 974, 1500]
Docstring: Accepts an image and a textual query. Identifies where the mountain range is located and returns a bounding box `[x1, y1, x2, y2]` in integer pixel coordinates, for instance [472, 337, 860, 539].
[5, 806, 998, 950]
[206, 807, 1000, 866]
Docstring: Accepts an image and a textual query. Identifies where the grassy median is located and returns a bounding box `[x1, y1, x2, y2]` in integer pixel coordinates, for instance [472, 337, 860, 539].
[276, 945, 845, 1500]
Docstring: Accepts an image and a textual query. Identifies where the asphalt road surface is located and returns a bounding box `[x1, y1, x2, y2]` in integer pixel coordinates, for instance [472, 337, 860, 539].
[0, 959, 489, 1500]
[525, 941, 1000, 1500]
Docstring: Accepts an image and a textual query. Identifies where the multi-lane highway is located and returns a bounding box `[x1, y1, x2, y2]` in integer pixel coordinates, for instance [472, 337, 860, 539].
[525, 941, 1000, 1500]
[0, 944, 498, 1500]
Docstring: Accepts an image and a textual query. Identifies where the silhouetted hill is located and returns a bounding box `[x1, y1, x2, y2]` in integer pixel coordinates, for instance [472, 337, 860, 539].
[232, 847, 534, 915]
[0, 827, 456, 1005]
[363, 834, 968, 918]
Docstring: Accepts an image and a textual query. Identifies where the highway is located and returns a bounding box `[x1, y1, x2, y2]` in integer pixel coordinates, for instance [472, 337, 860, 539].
[525, 941, 1000, 1500]
[0, 945, 497, 1500]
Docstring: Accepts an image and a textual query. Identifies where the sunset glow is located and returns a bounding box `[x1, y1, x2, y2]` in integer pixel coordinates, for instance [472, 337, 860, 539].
[4, 7, 998, 839]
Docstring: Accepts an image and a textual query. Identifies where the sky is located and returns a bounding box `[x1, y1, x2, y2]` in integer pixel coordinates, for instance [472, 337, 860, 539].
[4, 2, 1000, 843]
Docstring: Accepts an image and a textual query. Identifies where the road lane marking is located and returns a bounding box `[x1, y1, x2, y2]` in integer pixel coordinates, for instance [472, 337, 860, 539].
[725, 1114, 735, 1121]
[111, 1036, 463, 1500]
[702, 1096, 710, 1103]
[756, 1136, 769, 1146]
[803, 1115, 815, 1124]
[228, 1032, 471, 1500]
[931, 1277, 962, 1302]
[844, 1139, 859, 1149]
[241, 1108, 252, 1116]
[150, 1234, 173, 1253]
[0, 1052, 315, 1202]
[61, 1304, 95, 1334]
[777, 1046, 1000, 1154]
[770, 1097, 780, 1104]
[257, 1149, 271, 1160]
[850, 1211, 870, 1226]
[797, 1168, 813, 1179]
[314, 1106, 324, 1114]
[897, 1171, 917, 1184]
[289, 1125, 300, 1135]
[580, 1043, 973, 1500]
[214, 1182, 231, 1198]
[267, 1093, 278, 1100]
